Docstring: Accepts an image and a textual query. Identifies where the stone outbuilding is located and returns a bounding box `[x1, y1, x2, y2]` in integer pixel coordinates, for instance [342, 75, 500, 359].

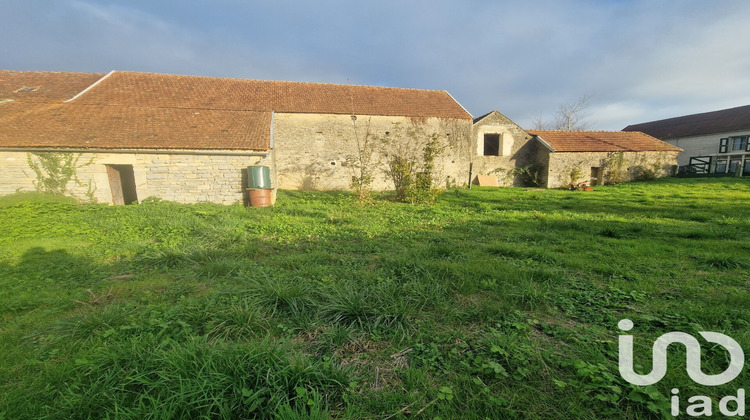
[530, 130, 682, 188]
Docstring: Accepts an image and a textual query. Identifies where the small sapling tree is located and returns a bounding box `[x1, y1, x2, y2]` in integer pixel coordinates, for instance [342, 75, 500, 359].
[347, 115, 377, 202]
[382, 123, 446, 204]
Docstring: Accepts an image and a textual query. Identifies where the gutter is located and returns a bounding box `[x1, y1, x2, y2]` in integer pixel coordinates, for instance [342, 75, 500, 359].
[0, 147, 270, 157]
[64, 70, 116, 103]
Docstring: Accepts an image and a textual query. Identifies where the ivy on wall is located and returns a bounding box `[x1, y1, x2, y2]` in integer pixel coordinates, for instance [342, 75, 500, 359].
[603, 152, 626, 185]
[26, 152, 96, 201]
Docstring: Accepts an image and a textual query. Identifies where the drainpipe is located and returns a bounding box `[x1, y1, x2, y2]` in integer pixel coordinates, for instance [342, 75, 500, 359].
[269, 112, 279, 203]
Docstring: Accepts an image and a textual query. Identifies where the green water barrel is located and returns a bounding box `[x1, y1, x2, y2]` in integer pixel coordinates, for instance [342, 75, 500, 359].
[247, 166, 272, 189]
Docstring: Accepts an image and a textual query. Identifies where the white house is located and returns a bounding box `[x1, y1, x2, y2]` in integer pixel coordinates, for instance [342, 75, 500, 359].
[623, 105, 750, 176]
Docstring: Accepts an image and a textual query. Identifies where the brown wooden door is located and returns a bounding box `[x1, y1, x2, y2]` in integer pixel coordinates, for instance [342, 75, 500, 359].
[107, 165, 124, 205]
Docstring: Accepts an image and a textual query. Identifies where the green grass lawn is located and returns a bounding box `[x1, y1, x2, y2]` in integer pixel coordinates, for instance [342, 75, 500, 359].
[1, 178, 748, 419]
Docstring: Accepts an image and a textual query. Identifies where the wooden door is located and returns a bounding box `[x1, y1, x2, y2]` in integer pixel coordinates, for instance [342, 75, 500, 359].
[107, 165, 124, 205]
[590, 167, 603, 186]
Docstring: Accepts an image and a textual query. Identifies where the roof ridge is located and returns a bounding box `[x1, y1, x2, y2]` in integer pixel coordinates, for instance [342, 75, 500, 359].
[623, 105, 750, 139]
[111, 70, 450, 94]
[626, 104, 750, 127]
[530, 129, 631, 133]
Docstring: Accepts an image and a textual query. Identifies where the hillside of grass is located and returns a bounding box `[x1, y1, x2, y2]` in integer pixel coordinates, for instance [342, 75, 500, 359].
[0, 178, 748, 419]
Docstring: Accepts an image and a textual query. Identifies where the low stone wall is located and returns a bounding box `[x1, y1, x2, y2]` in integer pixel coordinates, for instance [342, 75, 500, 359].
[0, 150, 271, 205]
[545, 150, 680, 188]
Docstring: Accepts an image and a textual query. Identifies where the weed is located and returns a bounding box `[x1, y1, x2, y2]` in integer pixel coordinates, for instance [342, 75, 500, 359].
[243, 274, 316, 317]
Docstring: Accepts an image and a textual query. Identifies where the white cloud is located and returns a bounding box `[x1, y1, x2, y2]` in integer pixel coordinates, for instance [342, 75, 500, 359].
[1, 0, 749, 129]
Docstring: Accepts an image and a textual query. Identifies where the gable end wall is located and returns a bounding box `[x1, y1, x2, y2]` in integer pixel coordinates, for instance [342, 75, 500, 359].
[471, 112, 538, 186]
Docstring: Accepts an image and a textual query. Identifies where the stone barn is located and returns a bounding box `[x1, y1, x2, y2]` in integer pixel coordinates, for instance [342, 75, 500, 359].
[0, 70, 473, 204]
[0, 69, 683, 204]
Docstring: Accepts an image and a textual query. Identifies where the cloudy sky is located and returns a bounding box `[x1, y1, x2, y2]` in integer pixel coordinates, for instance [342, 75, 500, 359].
[2, 0, 749, 129]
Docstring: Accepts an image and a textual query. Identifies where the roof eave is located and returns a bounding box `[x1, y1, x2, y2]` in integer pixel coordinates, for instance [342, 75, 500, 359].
[444, 91, 473, 120]
[533, 135, 556, 152]
[0, 146, 271, 155]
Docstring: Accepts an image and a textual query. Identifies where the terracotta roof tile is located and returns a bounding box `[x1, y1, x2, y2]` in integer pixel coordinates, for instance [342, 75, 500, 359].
[0, 70, 106, 102]
[0, 101, 59, 124]
[529, 130, 682, 152]
[0, 103, 270, 151]
[622, 105, 750, 139]
[1, 70, 470, 151]
[74, 71, 472, 119]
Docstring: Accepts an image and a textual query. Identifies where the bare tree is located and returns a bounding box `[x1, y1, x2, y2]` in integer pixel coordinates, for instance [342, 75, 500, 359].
[532, 94, 594, 130]
[530, 113, 554, 130]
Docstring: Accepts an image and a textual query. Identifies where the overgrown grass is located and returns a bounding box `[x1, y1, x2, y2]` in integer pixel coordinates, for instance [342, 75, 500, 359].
[0, 178, 748, 419]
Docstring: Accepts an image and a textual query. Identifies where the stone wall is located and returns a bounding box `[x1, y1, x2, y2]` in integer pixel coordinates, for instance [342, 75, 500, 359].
[272, 113, 473, 190]
[544, 150, 680, 188]
[470, 111, 540, 187]
[1, 150, 271, 205]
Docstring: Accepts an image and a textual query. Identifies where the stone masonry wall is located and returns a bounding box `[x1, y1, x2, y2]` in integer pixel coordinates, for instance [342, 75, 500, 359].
[471, 112, 539, 187]
[0, 150, 271, 205]
[545, 150, 680, 188]
[272, 113, 473, 191]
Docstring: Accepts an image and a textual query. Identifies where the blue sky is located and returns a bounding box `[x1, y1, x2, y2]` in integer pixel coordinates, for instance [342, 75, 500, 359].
[2, 0, 749, 129]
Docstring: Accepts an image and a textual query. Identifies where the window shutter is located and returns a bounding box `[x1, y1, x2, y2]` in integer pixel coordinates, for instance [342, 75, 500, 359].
[719, 138, 728, 153]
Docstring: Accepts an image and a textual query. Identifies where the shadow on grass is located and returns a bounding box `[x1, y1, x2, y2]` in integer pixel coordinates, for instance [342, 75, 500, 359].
[0, 247, 109, 315]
